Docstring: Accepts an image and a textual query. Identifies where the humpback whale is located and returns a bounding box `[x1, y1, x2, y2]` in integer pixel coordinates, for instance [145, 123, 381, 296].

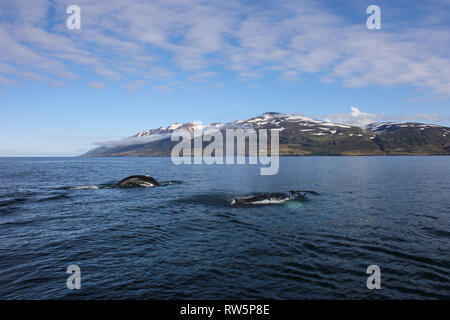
[231, 191, 308, 205]
[117, 175, 160, 188]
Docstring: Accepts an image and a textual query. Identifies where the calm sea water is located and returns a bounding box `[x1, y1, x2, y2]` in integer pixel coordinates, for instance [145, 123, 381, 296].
[0, 157, 449, 299]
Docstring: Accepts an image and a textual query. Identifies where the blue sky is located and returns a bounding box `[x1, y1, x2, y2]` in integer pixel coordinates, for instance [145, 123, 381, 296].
[0, 0, 449, 156]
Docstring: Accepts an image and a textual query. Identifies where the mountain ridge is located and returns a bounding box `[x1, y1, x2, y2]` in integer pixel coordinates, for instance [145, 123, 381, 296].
[83, 112, 450, 156]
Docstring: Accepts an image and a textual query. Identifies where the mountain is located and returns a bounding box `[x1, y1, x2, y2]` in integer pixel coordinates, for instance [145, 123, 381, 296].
[366, 122, 450, 155]
[83, 113, 450, 156]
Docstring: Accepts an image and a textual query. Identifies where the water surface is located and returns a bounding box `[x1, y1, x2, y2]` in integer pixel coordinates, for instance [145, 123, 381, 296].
[0, 157, 449, 299]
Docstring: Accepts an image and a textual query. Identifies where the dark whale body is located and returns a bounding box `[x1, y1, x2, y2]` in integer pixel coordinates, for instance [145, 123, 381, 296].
[231, 191, 307, 205]
[117, 175, 160, 188]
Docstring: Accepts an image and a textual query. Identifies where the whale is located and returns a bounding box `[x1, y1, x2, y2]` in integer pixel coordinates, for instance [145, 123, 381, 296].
[231, 191, 308, 205]
[117, 175, 160, 188]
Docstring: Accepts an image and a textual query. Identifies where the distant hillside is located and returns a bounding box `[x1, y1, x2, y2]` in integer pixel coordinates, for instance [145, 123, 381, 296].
[83, 113, 450, 156]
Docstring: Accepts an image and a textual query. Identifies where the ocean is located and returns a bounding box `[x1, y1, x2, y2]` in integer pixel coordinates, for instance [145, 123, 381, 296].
[0, 156, 449, 299]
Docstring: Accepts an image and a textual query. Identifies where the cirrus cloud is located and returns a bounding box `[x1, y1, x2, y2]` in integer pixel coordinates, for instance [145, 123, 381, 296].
[0, 0, 448, 96]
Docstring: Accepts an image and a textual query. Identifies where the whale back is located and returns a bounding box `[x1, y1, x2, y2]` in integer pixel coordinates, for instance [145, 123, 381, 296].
[231, 191, 312, 205]
[117, 175, 160, 188]
[232, 193, 291, 205]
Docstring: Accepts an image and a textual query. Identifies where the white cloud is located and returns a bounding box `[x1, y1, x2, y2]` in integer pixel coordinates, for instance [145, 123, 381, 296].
[188, 71, 217, 83]
[49, 80, 65, 88]
[0, 74, 19, 86]
[154, 85, 174, 93]
[325, 107, 450, 127]
[125, 80, 148, 92]
[325, 107, 385, 127]
[94, 133, 172, 148]
[0, 62, 47, 81]
[88, 81, 106, 90]
[278, 70, 300, 81]
[0, 0, 448, 96]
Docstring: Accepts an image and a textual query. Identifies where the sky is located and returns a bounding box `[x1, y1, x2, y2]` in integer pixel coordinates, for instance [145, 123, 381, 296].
[0, 0, 449, 156]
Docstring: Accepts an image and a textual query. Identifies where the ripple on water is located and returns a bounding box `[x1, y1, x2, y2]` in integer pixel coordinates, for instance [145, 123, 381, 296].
[0, 157, 449, 299]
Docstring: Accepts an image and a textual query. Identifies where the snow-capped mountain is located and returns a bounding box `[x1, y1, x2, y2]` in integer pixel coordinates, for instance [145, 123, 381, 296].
[83, 112, 450, 156]
[133, 112, 359, 138]
[134, 122, 211, 137]
[365, 122, 445, 134]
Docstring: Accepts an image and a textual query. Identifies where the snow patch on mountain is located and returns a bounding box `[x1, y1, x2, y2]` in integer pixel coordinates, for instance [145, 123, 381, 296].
[366, 122, 443, 134]
[92, 112, 448, 150]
